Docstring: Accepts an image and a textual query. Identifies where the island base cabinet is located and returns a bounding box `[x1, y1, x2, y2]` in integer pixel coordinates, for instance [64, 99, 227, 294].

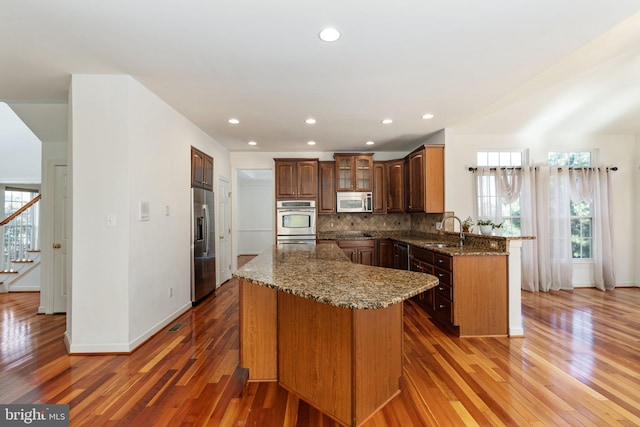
[278, 291, 402, 427]
[239, 280, 277, 381]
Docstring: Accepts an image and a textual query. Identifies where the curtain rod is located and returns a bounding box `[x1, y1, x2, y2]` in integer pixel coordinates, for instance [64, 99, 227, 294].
[468, 166, 618, 172]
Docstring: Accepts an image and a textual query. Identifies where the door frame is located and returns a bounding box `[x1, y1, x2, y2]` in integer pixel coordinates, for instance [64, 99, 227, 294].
[217, 176, 232, 286]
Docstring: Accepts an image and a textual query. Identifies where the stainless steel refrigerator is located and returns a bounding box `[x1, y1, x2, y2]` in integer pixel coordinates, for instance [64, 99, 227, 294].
[191, 187, 216, 304]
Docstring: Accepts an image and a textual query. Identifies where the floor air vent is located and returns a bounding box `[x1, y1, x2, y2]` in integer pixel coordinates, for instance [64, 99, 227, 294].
[167, 322, 186, 332]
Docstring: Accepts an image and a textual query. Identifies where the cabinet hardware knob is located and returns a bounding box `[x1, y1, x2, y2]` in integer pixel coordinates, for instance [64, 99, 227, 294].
[439, 304, 445, 309]
[53, 243, 61, 249]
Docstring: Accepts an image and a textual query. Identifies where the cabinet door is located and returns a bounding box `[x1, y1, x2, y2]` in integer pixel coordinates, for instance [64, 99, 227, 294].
[354, 155, 373, 192]
[318, 161, 336, 214]
[358, 247, 376, 266]
[335, 155, 354, 191]
[424, 145, 444, 213]
[275, 160, 296, 198]
[385, 160, 404, 213]
[341, 247, 357, 263]
[296, 160, 318, 199]
[407, 149, 425, 212]
[376, 239, 394, 268]
[203, 155, 214, 190]
[372, 162, 386, 214]
[191, 147, 205, 188]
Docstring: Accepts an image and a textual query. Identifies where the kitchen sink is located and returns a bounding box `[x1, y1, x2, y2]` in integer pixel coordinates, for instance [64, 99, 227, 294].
[421, 243, 458, 248]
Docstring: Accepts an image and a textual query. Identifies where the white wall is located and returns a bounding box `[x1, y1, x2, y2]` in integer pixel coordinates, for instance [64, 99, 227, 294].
[237, 170, 273, 255]
[0, 103, 41, 183]
[68, 74, 230, 353]
[446, 130, 638, 287]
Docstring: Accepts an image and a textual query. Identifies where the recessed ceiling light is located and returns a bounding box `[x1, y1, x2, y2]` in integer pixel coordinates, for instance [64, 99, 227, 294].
[422, 113, 434, 120]
[307, 141, 316, 145]
[381, 119, 393, 125]
[228, 118, 240, 124]
[365, 141, 375, 145]
[319, 27, 341, 42]
[305, 118, 316, 125]
[248, 141, 257, 146]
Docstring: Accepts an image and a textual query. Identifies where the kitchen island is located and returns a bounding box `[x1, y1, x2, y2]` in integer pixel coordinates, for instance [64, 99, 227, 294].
[233, 243, 438, 427]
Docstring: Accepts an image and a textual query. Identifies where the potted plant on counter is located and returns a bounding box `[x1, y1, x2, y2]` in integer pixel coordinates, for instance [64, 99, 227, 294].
[477, 219, 494, 235]
[477, 219, 503, 235]
[461, 216, 474, 233]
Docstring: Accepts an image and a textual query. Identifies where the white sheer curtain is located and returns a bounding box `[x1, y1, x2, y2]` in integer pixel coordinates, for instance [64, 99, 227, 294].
[520, 167, 573, 291]
[569, 168, 616, 290]
[519, 166, 575, 292]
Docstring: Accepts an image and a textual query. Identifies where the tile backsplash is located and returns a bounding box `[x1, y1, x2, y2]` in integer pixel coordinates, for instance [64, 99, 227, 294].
[317, 212, 452, 234]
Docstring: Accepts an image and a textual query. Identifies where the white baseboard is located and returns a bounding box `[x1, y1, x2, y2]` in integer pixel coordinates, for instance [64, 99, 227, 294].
[66, 301, 193, 354]
[128, 302, 193, 351]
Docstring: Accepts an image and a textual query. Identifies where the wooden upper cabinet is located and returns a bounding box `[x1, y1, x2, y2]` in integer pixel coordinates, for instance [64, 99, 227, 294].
[373, 162, 386, 214]
[191, 146, 213, 190]
[385, 160, 404, 213]
[334, 154, 373, 192]
[318, 161, 336, 214]
[274, 158, 318, 200]
[405, 145, 444, 213]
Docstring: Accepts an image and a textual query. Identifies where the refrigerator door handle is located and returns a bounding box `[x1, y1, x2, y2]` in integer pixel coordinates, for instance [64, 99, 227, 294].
[203, 203, 210, 256]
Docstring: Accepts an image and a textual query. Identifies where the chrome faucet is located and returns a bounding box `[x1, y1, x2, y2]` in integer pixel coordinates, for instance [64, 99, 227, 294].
[441, 215, 465, 247]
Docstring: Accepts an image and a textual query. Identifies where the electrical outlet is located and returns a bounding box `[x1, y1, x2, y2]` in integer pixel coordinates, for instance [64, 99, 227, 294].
[435, 221, 443, 230]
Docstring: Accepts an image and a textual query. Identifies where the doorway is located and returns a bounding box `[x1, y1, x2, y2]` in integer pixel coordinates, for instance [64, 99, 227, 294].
[236, 170, 273, 261]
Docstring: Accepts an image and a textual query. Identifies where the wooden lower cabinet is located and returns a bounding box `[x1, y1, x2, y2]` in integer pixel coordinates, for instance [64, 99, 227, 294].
[338, 239, 376, 265]
[376, 239, 394, 268]
[410, 245, 508, 337]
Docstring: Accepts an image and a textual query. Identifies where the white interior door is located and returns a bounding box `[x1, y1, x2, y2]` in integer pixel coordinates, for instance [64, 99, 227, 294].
[52, 165, 68, 313]
[218, 177, 232, 286]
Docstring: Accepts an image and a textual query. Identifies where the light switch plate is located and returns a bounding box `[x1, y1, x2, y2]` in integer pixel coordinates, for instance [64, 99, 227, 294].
[139, 201, 150, 221]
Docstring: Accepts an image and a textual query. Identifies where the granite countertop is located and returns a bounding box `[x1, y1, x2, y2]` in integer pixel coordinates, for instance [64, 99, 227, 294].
[232, 243, 438, 310]
[318, 231, 511, 256]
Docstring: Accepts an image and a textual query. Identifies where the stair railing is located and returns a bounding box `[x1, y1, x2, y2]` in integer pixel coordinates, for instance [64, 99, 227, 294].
[0, 194, 41, 271]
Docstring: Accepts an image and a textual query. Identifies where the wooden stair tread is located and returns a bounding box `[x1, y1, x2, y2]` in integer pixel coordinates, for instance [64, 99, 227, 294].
[12, 259, 34, 263]
[0, 270, 19, 274]
[26, 249, 41, 253]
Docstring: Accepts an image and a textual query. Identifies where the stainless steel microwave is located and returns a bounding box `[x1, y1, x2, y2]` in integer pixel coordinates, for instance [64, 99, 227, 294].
[336, 192, 373, 213]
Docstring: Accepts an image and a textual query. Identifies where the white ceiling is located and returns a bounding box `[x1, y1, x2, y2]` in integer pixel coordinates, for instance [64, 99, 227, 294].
[2, 1, 640, 152]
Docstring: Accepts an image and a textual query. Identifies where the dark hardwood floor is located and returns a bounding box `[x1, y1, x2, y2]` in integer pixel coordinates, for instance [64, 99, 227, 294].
[1, 282, 640, 426]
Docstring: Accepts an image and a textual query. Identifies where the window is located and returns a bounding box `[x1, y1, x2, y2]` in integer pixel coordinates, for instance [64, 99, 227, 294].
[3, 188, 39, 266]
[4, 188, 38, 217]
[476, 150, 524, 236]
[548, 152, 592, 259]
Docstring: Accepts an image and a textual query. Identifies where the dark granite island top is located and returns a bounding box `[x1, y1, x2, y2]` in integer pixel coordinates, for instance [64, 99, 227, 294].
[233, 242, 438, 309]
[234, 242, 437, 426]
